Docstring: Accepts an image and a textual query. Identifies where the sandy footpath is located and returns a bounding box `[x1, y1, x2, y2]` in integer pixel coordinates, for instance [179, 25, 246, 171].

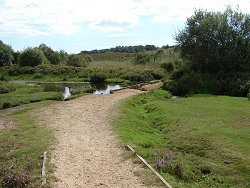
[36, 88, 155, 188]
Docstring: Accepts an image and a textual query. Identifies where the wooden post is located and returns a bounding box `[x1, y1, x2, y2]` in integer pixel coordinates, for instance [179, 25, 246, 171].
[41, 151, 47, 187]
[126, 145, 172, 188]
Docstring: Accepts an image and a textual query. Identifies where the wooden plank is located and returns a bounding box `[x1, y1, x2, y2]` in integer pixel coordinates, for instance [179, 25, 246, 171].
[41, 151, 47, 187]
[126, 145, 172, 188]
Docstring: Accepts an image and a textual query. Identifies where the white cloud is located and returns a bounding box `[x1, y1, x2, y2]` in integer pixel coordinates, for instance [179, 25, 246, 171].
[0, 0, 249, 37]
[105, 33, 136, 38]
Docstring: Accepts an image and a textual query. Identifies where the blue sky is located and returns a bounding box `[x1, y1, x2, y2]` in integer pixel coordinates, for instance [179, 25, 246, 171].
[0, 0, 249, 53]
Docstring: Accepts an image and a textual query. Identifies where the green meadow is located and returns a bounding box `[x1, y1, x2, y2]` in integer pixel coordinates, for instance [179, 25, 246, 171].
[115, 90, 250, 187]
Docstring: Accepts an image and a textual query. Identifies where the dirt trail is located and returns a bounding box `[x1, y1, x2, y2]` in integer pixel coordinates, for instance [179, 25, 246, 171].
[37, 89, 155, 188]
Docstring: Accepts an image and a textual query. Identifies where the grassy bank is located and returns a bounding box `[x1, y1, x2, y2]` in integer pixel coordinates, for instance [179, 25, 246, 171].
[0, 82, 62, 109]
[0, 101, 55, 187]
[114, 90, 250, 187]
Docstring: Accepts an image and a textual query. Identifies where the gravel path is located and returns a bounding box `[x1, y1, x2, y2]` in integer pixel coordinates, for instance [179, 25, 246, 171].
[38, 89, 154, 188]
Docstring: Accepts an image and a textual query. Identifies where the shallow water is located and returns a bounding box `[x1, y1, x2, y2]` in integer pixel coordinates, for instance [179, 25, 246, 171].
[63, 87, 71, 99]
[22, 81, 122, 95]
[93, 83, 122, 94]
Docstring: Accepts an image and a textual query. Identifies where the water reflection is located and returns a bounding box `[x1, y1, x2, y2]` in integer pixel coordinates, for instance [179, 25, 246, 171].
[93, 82, 122, 94]
[63, 87, 71, 100]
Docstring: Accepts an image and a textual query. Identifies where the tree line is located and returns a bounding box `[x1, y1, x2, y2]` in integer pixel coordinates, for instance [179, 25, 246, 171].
[79, 44, 173, 54]
[0, 42, 93, 67]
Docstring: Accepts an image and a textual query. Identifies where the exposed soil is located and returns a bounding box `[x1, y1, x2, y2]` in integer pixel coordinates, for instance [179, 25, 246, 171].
[37, 89, 157, 188]
[139, 82, 163, 91]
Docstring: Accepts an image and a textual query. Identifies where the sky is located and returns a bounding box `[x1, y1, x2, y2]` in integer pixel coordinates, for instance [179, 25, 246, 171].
[0, 0, 249, 53]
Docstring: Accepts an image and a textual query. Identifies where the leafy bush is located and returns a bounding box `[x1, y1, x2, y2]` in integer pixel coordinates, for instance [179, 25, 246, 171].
[33, 73, 43, 79]
[176, 7, 250, 73]
[2, 101, 12, 109]
[90, 73, 107, 82]
[172, 7, 250, 97]
[84, 55, 93, 62]
[150, 69, 165, 80]
[162, 79, 176, 92]
[248, 91, 250, 100]
[0, 74, 10, 81]
[134, 53, 152, 64]
[161, 61, 175, 72]
[77, 73, 89, 79]
[19, 48, 47, 67]
[0, 84, 16, 94]
[67, 54, 88, 67]
[169, 71, 223, 96]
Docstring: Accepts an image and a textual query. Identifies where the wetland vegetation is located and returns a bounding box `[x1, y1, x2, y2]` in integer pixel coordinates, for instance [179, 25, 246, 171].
[0, 7, 249, 188]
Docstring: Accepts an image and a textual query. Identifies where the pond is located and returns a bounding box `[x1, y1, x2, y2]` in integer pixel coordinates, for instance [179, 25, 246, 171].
[21, 81, 123, 98]
[92, 82, 122, 94]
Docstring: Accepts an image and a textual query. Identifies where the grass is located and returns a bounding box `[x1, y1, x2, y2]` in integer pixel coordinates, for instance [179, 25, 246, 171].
[0, 82, 62, 109]
[114, 89, 250, 187]
[0, 101, 55, 187]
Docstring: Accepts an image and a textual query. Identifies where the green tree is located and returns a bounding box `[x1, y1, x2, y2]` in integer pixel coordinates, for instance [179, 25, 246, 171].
[176, 7, 250, 73]
[167, 7, 250, 97]
[59, 50, 68, 64]
[0, 40, 14, 67]
[39, 44, 61, 65]
[19, 48, 47, 67]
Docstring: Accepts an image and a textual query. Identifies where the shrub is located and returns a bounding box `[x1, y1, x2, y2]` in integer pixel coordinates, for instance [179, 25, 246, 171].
[161, 61, 175, 72]
[67, 54, 88, 67]
[77, 73, 89, 79]
[134, 53, 152, 64]
[162, 79, 176, 92]
[176, 7, 250, 74]
[19, 48, 47, 67]
[0, 84, 16, 94]
[8, 65, 34, 76]
[2, 101, 12, 109]
[150, 69, 165, 80]
[90, 73, 107, 82]
[174, 162, 183, 179]
[33, 73, 43, 79]
[0, 74, 10, 81]
[62, 76, 68, 81]
[84, 55, 93, 62]
[248, 91, 250, 100]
